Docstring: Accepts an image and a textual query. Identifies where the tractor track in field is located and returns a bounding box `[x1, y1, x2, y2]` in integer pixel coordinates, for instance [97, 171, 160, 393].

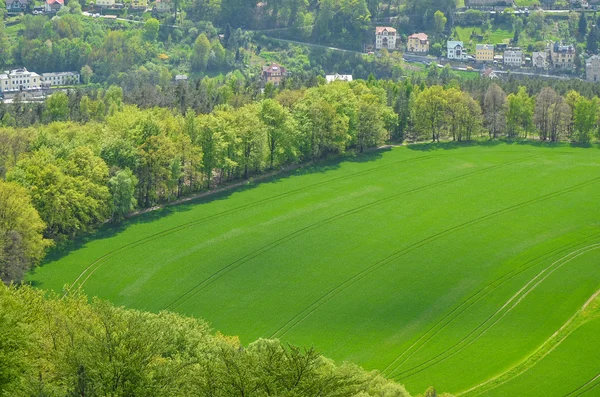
[459, 289, 600, 397]
[65, 153, 436, 295]
[381, 232, 600, 377]
[268, 176, 600, 341]
[164, 155, 539, 311]
[565, 373, 600, 396]
[390, 243, 600, 382]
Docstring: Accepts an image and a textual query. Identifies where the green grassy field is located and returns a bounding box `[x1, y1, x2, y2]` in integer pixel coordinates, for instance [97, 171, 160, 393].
[28, 143, 600, 396]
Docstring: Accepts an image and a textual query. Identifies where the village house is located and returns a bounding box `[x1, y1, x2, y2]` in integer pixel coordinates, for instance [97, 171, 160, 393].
[406, 33, 429, 53]
[174, 74, 188, 82]
[0, 68, 42, 93]
[375, 27, 397, 50]
[503, 49, 524, 67]
[95, 0, 116, 7]
[481, 68, 499, 79]
[6, 0, 29, 13]
[586, 55, 600, 82]
[41, 72, 80, 86]
[447, 41, 468, 60]
[262, 63, 286, 86]
[45, 0, 63, 12]
[550, 42, 575, 69]
[155, 0, 171, 12]
[130, 0, 147, 8]
[532, 51, 549, 69]
[325, 74, 353, 83]
[475, 44, 494, 63]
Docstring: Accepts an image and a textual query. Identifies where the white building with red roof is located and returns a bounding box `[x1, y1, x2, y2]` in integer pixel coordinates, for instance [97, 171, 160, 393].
[45, 0, 63, 12]
[375, 27, 397, 50]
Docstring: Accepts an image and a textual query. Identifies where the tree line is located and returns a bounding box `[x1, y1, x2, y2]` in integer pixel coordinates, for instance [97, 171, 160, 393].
[0, 81, 395, 283]
[409, 82, 600, 143]
[4, 76, 600, 284]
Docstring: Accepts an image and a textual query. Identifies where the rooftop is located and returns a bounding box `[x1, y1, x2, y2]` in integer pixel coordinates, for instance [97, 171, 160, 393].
[376, 27, 396, 34]
[408, 33, 428, 42]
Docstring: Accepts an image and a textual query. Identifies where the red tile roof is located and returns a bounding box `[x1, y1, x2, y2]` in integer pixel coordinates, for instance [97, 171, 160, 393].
[47, 0, 64, 5]
[408, 33, 429, 42]
[376, 27, 396, 34]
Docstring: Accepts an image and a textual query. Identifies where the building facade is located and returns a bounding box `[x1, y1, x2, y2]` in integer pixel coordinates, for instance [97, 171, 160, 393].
[586, 55, 600, 82]
[41, 72, 80, 86]
[325, 74, 353, 83]
[262, 63, 286, 86]
[130, 0, 147, 8]
[0, 68, 42, 93]
[532, 51, 548, 69]
[550, 43, 575, 69]
[45, 0, 63, 12]
[475, 44, 494, 63]
[95, 0, 116, 7]
[447, 41, 468, 60]
[375, 27, 397, 50]
[6, 0, 29, 13]
[155, 0, 171, 12]
[406, 33, 429, 53]
[503, 50, 523, 67]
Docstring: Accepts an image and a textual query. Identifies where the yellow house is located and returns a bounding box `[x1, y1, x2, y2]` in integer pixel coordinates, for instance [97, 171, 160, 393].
[406, 33, 429, 53]
[131, 0, 147, 8]
[475, 44, 494, 63]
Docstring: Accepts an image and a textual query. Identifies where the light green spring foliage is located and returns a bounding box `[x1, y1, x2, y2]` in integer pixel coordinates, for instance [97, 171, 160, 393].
[0, 284, 410, 397]
[0, 81, 394, 247]
[0, 180, 51, 283]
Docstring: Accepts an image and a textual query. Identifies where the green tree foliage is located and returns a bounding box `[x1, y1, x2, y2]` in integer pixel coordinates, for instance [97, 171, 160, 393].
[109, 168, 138, 221]
[43, 91, 70, 122]
[0, 284, 411, 397]
[587, 25, 599, 54]
[191, 33, 211, 72]
[405, 0, 455, 30]
[7, 147, 111, 240]
[578, 12, 588, 41]
[259, 99, 297, 168]
[143, 18, 160, 42]
[0, 181, 50, 283]
[186, 0, 221, 22]
[506, 87, 535, 139]
[413, 85, 447, 142]
[80, 64, 93, 84]
[573, 95, 599, 143]
[434, 10, 447, 35]
[356, 93, 389, 151]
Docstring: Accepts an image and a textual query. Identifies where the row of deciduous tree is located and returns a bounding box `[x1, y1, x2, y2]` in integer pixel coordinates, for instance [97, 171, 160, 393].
[4, 79, 600, 283]
[0, 81, 395, 282]
[410, 83, 600, 144]
[0, 283, 412, 396]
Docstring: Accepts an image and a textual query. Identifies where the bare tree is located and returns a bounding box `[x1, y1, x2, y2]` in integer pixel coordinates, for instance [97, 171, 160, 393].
[534, 87, 570, 141]
[483, 83, 507, 139]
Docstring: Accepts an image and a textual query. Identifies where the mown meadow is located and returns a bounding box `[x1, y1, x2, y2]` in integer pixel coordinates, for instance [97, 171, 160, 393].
[28, 142, 600, 396]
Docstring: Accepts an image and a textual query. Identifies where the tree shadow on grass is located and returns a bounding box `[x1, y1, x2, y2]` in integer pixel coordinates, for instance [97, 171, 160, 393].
[33, 148, 388, 269]
[406, 139, 600, 151]
[405, 140, 503, 151]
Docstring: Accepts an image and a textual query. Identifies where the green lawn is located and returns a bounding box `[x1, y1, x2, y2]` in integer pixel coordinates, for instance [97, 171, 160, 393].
[514, 0, 540, 6]
[28, 143, 600, 396]
[455, 26, 513, 53]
